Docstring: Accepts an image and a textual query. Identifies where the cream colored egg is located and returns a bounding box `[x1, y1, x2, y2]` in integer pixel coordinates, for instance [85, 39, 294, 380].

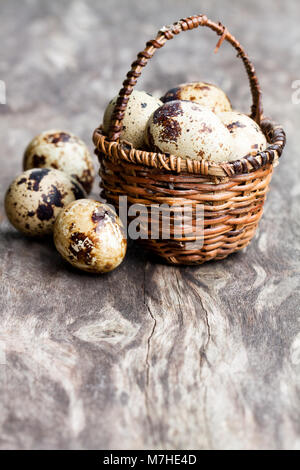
[23, 130, 95, 193]
[53, 199, 127, 273]
[5, 169, 86, 237]
[219, 111, 267, 160]
[102, 90, 162, 149]
[161, 82, 232, 114]
[146, 100, 233, 162]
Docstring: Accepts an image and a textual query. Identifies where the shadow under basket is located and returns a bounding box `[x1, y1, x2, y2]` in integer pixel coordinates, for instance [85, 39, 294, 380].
[93, 15, 286, 265]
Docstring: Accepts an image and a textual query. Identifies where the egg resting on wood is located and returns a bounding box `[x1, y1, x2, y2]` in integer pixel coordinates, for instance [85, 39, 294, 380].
[161, 82, 232, 114]
[5, 168, 86, 237]
[53, 199, 127, 273]
[102, 90, 162, 149]
[23, 130, 95, 194]
[146, 100, 233, 162]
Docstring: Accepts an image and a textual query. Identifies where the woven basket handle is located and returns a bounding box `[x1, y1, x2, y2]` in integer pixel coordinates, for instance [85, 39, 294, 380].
[107, 15, 263, 141]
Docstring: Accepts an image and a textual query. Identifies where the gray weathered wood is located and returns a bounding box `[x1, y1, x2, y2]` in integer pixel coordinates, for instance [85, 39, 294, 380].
[0, 0, 299, 450]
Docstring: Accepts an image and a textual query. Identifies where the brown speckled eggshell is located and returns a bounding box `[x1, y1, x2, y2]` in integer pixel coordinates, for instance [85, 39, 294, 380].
[53, 199, 127, 274]
[23, 130, 95, 194]
[161, 82, 232, 114]
[102, 90, 162, 149]
[146, 100, 233, 162]
[219, 111, 267, 161]
[4, 168, 86, 237]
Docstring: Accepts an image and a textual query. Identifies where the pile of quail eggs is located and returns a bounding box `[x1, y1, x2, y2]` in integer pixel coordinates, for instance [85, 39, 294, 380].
[5, 81, 267, 274]
[103, 82, 267, 161]
[5, 130, 127, 273]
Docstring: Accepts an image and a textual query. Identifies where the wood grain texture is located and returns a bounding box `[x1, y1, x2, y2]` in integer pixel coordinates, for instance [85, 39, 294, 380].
[0, 0, 299, 450]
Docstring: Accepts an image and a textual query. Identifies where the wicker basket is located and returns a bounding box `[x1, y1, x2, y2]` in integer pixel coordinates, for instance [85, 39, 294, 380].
[93, 15, 286, 265]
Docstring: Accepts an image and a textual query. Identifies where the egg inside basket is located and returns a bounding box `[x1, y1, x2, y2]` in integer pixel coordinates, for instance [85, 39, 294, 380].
[93, 15, 286, 265]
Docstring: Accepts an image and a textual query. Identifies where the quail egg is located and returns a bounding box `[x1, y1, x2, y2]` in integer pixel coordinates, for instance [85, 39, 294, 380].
[23, 130, 95, 193]
[219, 111, 267, 160]
[53, 199, 127, 273]
[146, 100, 233, 162]
[5, 168, 86, 237]
[102, 90, 163, 149]
[161, 82, 232, 114]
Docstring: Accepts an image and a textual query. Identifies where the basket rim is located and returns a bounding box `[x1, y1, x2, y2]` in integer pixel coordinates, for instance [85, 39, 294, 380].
[93, 117, 286, 178]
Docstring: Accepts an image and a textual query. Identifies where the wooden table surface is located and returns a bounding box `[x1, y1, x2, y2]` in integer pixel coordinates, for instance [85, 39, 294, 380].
[0, 0, 299, 450]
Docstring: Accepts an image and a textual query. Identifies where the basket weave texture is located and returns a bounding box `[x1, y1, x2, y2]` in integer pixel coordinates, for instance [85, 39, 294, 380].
[93, 15, 286, 265]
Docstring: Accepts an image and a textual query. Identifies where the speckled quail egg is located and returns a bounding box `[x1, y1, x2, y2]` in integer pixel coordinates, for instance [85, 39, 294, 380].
[102, 90, 163, 149]
[53, 199, 127, 273]
[23, 130, 95, 193]
[146, 100, 233, 162]
[5, 168, 86, 237]
[219, 111, 267, 160]
[161, 82, 232, 114]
